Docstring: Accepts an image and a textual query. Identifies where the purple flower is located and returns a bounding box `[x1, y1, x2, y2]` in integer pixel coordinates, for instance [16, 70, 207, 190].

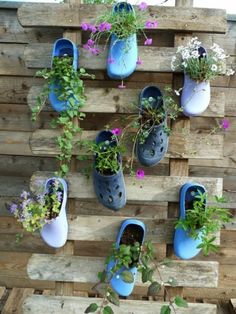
[136, 169, 145, 179]
[136, 57, 142, 65]
[98, 22, 111, 32]
[9, 203, 17, 214]
[91, 47, 100, 55]
[83, 44, 90, 50]
[88, 24, 97, 33]
[81, 22, 89, 31]
[87, 39, 95, 46]
[108, 57, 115, 64]
[221, 118, 230, 129]
[20, 191, 30, 199]
[112, 128, 122, 136]
[139, 1, 147, 10]
[144, 38, 152, 46]
[153, 21, 158, 28]
[145, 20, 153, 28]
[57, 191, 63, 202]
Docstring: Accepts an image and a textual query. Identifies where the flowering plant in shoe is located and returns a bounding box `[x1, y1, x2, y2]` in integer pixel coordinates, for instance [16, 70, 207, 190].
[88, 128, 126, 175]
[171, 37, 235, 82]
[82, 1, 157, 55]
[8, 179, 63, 233]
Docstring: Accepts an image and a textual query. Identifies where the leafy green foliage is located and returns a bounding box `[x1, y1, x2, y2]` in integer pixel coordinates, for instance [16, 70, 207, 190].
[120, 270, 134, 283]
[174, 296, 188, 308]
[175, 190, 232, 255]
[32, 56, 95, 177]
[160, 305, 171, 314]
[84, 303, 98, 313]
[147, 281, 161, 296]
[103, 306, 114, 314]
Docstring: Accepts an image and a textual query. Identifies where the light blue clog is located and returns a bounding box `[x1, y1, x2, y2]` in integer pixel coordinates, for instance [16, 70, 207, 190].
[174, 182, 206, 259]
[107, 219, 146, 296]
[107, 3, 138, 80]
[49, 38, 78, 112]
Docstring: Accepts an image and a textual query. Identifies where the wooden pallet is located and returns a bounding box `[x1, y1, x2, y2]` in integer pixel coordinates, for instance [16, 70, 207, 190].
[0, 0, 229, 313]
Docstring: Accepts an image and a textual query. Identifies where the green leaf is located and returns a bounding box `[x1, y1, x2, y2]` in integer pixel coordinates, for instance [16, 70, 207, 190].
[107, 290, 120, 306]
[141, 268, 154, 283]
[160, 305, 171, 314]
[174, 295, 188, 308]
[120, 270, 134, 283]
[84, 303, 98, 313]
[103, 305, 114, 314]
[147, 281, 161, 296]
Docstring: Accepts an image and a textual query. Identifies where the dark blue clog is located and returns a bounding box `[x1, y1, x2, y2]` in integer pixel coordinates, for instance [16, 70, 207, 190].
[107, 219, 146, 296]
[93, 130, 126, 211]
[136, 85, 168, 167]
[174, 182, 206, 259]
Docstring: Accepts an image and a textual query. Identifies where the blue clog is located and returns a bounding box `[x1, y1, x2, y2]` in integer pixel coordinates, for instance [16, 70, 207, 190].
[93, 130, 126, 211]
[174, 182, 206, 259]
[49, 38, 78, 112]
[107, 219, 146, 296]
[107, 2, 137, 80]
[136, 85, 169, 167]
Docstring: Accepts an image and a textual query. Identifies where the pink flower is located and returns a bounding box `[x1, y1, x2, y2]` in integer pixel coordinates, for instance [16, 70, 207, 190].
[144, 38, 152, 46]
[91, 48, 100, 55]
[83, 44, 90, 50]
[81, 22, 89, 31]
[145, 21, 153, 28]
[88, 24, 97, 33]
[108, 57, 115, 64]
[221, 118, 230, 129]
[136, 57, 142, 65]
[87, 39, 95, 46]
[98, 22, 111, 32]
[112, 128, 122, 136]
[138, 1, 147, 10]
[153, 21, 158, 28]
[136, 169, 145, 179]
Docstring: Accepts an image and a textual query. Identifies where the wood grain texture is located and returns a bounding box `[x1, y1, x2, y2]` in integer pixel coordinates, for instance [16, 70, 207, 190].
[30, 171, 223, 201]
[17, 3, 227, 33]
[24, 43, 175, 71]
[22, 295, 217, 314]
[2, 287, 34, 314]
[27, 254, 219, 288]
[28, 85, 225, 117]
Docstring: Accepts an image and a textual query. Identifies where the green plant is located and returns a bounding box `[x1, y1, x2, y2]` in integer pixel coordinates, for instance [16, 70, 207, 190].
[88, 130, 125, 175]
[31, 56, 95, 177]
[175, 191, 232, 255]
[8, 179, 63, 233]
[84, 241, 188, 314]
[121, 87, 182, 175]
[171, 37, 235, 82]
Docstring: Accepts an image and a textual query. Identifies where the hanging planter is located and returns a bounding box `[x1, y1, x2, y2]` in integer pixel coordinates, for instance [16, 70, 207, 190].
[81, 1, 157, 82]
[91, 129, 126, 211]
[106, 219, 145, 296]
[174, 182, 231, 259]
[135, 85, 169, 167]
[49, 38, 78, 112]
[171, 37, 234, 116]
[8, 177, 68, 248]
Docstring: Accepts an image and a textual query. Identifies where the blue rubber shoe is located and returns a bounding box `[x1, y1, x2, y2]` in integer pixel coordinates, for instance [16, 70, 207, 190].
[174, 182, 206, 260]
[107, 219, 146, 296]
[107, 2, 138, 80]
[93, 130, 126, 211]
[136, 85, 168, 167]
[49, 38, 78, 112]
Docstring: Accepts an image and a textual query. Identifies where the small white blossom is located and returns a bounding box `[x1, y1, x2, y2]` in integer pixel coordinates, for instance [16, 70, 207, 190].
[211, 64, 218, 71]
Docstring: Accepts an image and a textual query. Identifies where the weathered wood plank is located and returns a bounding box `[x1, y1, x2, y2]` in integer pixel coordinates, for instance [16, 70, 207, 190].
[0, 9, 62, 44]
[28, 85, 225, 117]
[27, 254, 219, 288]
[24, 43, 175, 72]
[2, 287, 34, 314]
[18, 4, 227, 33]
[30, 171, 223, 201]
[29, 129, 223, 159]
[0, 176, 29, 197]
[0, 131, 32, 156]
[22, 295, 217, 314]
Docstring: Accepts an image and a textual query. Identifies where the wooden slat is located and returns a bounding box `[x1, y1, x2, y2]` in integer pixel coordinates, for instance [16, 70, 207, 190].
[17, 3, 227, 33]
[2, 287, 34, 314]
[29, 129, 223, 159]
[30, 171, 223, 201]
[24, 43, 175, 72]
[28, 85, 225, 117]
[27, 254, 219, 288]
[22, 295, 217, 314]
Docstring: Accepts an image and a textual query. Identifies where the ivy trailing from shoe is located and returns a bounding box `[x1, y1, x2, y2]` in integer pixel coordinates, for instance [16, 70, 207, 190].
[31, 56, 95, 177]
[84, 241, 188, 314]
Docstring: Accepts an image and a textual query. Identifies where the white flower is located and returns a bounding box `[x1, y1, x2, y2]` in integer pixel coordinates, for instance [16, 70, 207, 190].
[182, 50, 190, 60]
[211, 64, 218, 71]
[182, 61, 188, 68]
[226, 68, 235, 76]
[174, 89, 180, 96]
[191, 50, 200, 58]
